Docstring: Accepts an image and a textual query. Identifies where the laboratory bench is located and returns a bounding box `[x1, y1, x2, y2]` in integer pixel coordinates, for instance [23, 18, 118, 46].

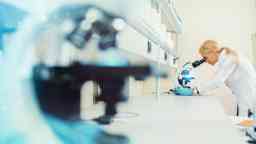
[82, 95, 249, 144]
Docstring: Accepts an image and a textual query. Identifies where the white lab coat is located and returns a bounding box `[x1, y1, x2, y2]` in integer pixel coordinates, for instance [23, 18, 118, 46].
[198, 49, 256, 116]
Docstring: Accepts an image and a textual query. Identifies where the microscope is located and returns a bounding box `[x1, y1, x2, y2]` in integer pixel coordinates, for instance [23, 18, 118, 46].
[32, 4, 165, 126]
[0, 3, 170, 144]
[169, 58, 206, 96]
[0, 2, 28, 51]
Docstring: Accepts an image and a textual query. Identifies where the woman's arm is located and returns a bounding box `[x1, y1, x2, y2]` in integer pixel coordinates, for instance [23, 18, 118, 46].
[198, 54, 237, 95]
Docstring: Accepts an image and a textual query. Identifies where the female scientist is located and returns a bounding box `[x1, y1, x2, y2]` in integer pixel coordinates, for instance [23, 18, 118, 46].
[197, 40, 256, 116]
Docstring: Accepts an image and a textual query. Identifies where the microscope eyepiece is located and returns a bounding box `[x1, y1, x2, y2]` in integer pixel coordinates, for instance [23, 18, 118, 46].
[191, 58, 206, 68]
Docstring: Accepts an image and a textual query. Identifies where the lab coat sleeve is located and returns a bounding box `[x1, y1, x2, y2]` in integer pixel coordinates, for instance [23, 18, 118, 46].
[198, 55, 237, 95]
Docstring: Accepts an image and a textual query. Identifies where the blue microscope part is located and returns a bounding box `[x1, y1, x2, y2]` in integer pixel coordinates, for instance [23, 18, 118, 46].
[182, 76, 193, 81]
[173, 87, 193, 96]
[96, 49, 129, 67]
[46, 115, 101, 144]
[171, 59, 205, 96]
[173, 63, 195, 96]
[178, 68, 194, 87]
[0, 2, 28, 51]
[181, 69, 189, 75]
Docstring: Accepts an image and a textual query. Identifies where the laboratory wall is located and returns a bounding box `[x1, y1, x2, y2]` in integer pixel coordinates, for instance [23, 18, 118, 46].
[175, 0, 256, 115]
[253, 34, 256, 67]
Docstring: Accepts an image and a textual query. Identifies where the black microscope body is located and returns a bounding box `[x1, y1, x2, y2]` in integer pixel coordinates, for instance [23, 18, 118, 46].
[32, 5, 159, 125]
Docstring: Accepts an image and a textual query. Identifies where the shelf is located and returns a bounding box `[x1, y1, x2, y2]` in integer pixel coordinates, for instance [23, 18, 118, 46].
[159, 0, 183, 33]
[4, 0, 182, 57]
[118, 25, 177, 69]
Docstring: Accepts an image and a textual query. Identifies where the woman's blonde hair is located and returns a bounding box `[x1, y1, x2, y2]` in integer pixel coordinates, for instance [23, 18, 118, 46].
[199, 40, 219, 55]
[199, 40, 238, 63]
[199, 40, 237, 55]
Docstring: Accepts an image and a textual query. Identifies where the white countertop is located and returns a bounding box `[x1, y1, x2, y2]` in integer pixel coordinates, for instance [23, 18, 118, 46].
[83, 95, 248, 144]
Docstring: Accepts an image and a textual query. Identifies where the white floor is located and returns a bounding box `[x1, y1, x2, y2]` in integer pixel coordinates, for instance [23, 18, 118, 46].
[82, 95, 248, 144]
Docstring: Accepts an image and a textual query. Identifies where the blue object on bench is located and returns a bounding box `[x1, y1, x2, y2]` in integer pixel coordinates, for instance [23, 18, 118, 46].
[171, 87, 193, 96]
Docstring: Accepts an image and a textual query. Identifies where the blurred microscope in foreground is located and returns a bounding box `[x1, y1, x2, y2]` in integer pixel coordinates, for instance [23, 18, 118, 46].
[29, 3, 167, 144]
[0, 2, 28, 53]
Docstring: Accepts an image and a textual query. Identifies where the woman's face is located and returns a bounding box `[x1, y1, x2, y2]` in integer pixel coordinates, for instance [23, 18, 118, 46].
[201, 51, 219, 65]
